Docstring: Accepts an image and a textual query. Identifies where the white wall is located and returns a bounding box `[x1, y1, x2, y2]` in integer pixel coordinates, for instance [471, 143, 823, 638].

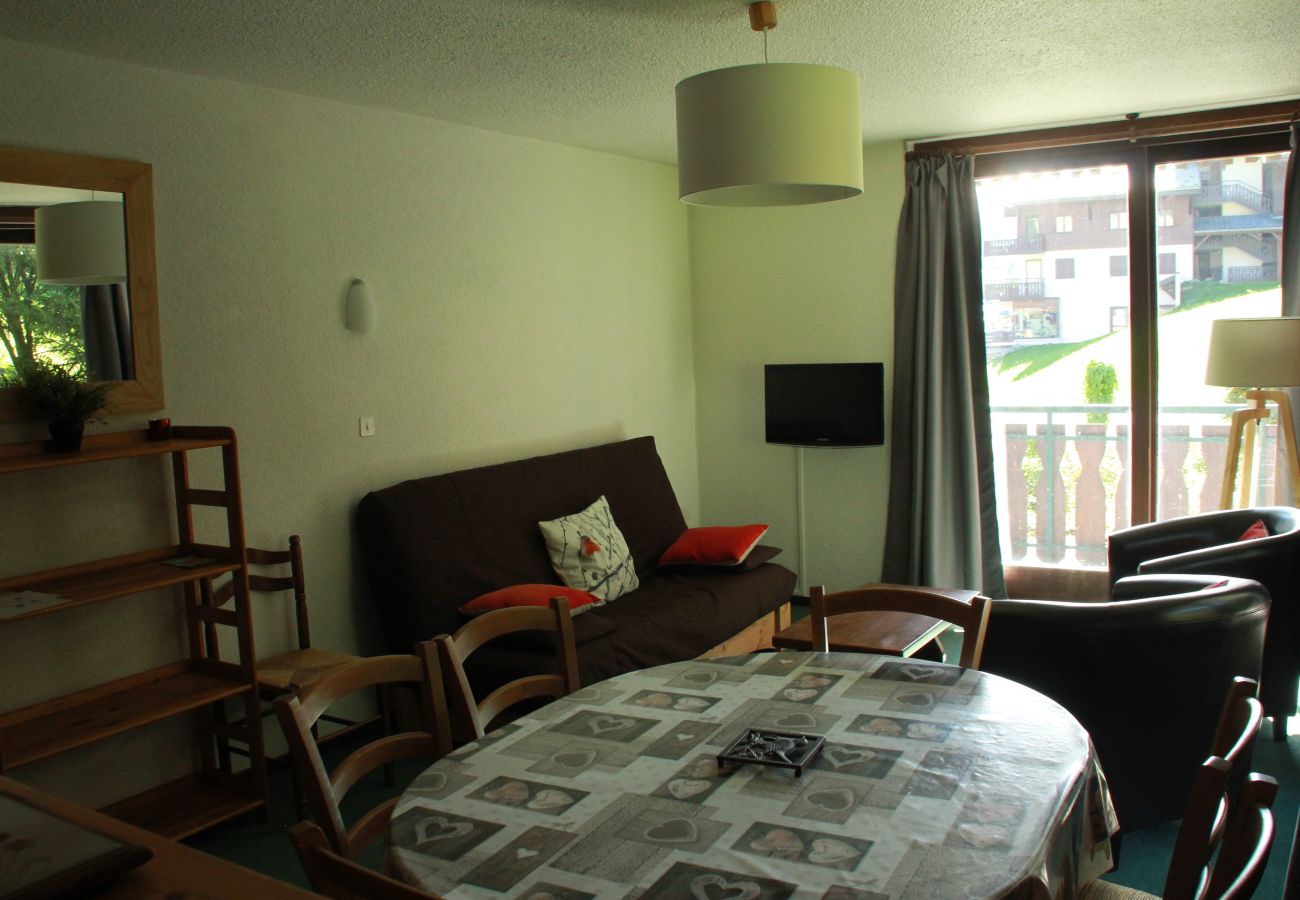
[0, 38, 696, 804]
[689, 142, 906, 593]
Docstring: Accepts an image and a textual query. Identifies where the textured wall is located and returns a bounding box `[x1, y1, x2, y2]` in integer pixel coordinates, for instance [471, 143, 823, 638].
[689, 141, 906, 594]
[0, 37, 696, 804]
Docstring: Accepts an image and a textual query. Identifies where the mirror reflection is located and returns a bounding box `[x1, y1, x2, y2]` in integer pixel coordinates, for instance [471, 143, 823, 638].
[0, 181, 133, 383]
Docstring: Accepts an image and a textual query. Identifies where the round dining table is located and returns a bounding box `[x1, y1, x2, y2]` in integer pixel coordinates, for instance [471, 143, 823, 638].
[387, 650, 1118, 899]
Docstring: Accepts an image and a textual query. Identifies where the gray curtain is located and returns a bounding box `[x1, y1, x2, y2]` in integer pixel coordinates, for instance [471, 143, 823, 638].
[882, 154, 1006, 597]
[82, 282, 133, 381]
[1282, 121, 1299, 503]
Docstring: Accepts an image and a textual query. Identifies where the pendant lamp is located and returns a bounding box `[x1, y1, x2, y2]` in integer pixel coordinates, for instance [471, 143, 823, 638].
[34, 200, 127, 285]
[675, 1, 863, 207]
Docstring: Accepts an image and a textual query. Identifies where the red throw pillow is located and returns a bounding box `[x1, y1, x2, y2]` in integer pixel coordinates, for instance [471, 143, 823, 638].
[659, 524, 770, 567]
[459, 584, 600, 617]
[1237, 519, 1270, 541]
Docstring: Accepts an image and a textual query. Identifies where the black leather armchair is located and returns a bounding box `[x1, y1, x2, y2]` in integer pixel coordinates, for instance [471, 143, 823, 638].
[981, 574, 1268, 833]
[1109, 506, 1300, 740]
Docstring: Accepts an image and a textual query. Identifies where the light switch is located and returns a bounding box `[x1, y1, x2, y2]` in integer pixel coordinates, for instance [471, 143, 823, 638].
[359, 416, 376, 437]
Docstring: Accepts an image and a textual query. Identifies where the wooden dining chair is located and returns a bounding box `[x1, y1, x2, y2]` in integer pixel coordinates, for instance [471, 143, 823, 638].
[434, 596, 579, 740]
[274, 644, 451, 860]
[208, 536, 386, 741]
[1081, 759, 1278, 899]
[809, 584, 992, 669]
[289, 820, 440, 900]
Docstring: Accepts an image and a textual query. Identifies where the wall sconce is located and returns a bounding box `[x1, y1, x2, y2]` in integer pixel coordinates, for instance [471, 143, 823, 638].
[345, 277, 376, 334]
[34, 200, 127, 285]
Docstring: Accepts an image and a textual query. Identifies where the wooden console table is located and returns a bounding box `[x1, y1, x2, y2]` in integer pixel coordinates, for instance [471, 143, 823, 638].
[772, 584, 981, 657]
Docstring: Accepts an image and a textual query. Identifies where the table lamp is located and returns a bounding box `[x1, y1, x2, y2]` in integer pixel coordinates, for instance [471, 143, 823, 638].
[1204, 316, 1300, 508]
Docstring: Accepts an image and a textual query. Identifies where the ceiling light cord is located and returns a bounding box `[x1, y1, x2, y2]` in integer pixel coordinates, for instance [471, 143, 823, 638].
[763, 28, 769, 64]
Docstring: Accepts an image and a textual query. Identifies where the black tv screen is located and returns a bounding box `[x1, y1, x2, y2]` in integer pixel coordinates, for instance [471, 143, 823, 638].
[765, 363, 884, 447]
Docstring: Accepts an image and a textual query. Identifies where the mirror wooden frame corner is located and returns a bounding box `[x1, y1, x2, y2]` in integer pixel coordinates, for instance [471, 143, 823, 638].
[0, 144, 164, 423]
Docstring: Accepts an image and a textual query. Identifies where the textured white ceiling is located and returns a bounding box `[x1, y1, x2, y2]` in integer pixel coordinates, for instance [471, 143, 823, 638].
[2, 0, 1297, 164]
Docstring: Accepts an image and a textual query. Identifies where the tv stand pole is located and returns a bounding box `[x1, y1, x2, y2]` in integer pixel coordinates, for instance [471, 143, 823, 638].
[795, 446, 807, 597]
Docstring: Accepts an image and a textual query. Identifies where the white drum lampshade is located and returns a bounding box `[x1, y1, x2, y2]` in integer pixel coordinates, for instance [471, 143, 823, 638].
[675, 62, 864, 207]
[34, 200, 127, 285]
[1204, 316, 1300, 509]
[1205, 317, 1300, 388]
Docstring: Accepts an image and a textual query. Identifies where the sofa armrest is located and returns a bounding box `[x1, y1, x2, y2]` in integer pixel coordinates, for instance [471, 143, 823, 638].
[1107, 509, 1256, 584]
[1110, 573, 1239, 601]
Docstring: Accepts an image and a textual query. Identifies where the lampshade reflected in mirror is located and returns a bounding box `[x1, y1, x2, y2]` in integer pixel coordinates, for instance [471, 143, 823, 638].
[34, 200, 127, 286]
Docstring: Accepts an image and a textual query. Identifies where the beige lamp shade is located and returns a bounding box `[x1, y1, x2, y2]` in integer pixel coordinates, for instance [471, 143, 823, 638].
[34, 200, 127, 285]
[675, 63, 863, 207]
[1205, 317, 1300, 388]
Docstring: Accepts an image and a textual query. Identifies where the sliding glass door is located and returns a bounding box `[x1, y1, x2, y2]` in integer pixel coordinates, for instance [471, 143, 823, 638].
[978, 165, 1134, 567]
[976, 131, 1290, 571]
[1152, 147, 1289, 518]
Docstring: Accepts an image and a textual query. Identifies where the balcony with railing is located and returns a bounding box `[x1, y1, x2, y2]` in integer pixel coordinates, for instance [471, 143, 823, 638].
[992, 404, 1274, 567]
[984, 235, 1045, 256]
[983, 279, 1047, 301]
[1194, 180, 1273, 213]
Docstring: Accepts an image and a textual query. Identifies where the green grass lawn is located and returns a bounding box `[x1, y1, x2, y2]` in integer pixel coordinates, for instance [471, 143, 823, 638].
[989, 284, 1284, 408]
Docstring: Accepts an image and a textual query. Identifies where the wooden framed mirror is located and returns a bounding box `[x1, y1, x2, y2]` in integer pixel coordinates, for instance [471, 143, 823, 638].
[0, 145, 163, 422]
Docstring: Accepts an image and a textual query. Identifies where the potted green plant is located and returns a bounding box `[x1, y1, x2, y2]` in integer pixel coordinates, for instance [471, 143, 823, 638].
[2, 358, 110, 451]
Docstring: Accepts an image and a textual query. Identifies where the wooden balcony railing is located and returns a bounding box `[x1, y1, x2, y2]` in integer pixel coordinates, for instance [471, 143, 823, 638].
[992, 405, 1275, 568]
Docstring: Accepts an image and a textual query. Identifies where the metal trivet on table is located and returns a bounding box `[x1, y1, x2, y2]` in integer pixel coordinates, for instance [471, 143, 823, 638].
[717, 729, 825, 776]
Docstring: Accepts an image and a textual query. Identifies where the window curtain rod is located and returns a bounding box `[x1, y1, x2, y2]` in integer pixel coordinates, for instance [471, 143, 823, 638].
[909, 98, 1300, 159]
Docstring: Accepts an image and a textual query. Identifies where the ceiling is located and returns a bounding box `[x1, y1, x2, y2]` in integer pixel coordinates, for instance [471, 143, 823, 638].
[2, 0, 1297, 165]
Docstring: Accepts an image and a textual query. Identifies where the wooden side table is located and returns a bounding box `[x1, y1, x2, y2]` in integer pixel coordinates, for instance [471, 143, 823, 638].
[772, 584, 982, 658]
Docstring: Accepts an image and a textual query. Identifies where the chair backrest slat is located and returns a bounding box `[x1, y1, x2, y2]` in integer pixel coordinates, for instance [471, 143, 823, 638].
[289, 820, 439, 900]
[809, 584, 992, 669]
[436, 596, 579, 739]
[1164, 756, 1233, 900]
[274, 645, 450, 859]
[1206, 773, 1279, 900]
[1210, 676, 1264, 771]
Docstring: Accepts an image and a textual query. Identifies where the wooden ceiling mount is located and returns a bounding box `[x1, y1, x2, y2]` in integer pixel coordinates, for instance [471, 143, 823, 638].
[748, 1, 776, 32]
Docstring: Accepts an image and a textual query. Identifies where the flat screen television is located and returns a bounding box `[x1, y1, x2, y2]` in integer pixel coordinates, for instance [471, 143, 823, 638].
[765, 362, 884, 447]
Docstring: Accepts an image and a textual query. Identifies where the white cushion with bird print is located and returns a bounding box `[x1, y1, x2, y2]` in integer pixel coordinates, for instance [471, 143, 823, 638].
[538, 495, 639, 604]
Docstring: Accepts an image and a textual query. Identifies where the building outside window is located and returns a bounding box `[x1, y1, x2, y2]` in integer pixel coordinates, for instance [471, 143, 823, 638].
[1110, 255, 1128, 276]
[1055, 257, 1075, 278]
[1055, 215, 1073, 233]
[1109, 211, 1128, 229]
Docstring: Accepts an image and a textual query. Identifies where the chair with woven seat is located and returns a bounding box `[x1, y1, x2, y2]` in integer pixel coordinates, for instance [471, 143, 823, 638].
[275, 645, 451, 860]
[289, 820, 439, 899]
[808, 584, 992, 669]
[208, 535, 385, 741]
[434, 596, 579, 740]
[1081, 761, 1278, 900]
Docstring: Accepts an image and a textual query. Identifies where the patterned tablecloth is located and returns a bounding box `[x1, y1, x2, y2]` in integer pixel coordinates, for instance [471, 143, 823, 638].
[387, 651, 1118, 899]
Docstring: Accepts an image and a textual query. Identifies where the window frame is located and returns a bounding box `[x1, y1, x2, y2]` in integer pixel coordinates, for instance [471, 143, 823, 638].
[966, 124, 1292, 528]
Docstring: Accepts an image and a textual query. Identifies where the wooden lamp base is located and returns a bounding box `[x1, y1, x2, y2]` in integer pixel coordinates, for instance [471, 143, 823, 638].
[1220, 389, 1300, 509]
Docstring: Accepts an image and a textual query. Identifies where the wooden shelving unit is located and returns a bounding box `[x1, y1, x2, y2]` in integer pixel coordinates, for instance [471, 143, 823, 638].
[0, 426, 267, 836]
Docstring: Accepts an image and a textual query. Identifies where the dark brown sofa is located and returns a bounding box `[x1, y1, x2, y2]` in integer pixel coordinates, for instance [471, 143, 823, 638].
[356, 436, 795, 694]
